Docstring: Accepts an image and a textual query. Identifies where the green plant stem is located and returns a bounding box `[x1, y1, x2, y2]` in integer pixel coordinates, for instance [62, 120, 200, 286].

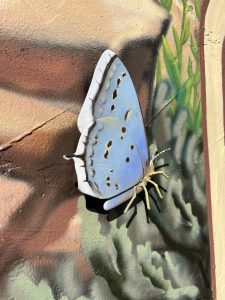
[157, 0, 202, 134]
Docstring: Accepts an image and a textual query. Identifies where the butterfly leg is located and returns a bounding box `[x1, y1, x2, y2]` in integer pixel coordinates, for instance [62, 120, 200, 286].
[151, 171, 169, 179]
[140, 183, 151, 210]
[124, 186, 137, 214]
[148, 179, 163, 199]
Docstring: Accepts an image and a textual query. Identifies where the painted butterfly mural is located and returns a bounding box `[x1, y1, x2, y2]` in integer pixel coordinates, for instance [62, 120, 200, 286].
[65, 49, 168, 213]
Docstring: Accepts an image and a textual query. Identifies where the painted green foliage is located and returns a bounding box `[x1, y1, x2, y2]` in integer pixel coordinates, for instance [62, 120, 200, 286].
[158, 0, 173, 11]
[157, 0, 202, 134]
[6, 271, 69, 300]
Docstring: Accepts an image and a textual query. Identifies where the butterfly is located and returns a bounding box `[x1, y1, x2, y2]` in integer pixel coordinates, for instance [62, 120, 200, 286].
[65, 49, 169, 213]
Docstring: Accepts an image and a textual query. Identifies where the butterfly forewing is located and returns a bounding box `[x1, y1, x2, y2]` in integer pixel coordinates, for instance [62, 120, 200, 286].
[77, 50, 149, 168]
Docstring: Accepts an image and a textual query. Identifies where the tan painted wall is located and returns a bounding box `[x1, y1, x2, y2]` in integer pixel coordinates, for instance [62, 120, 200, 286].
[204, 0, 225, 298]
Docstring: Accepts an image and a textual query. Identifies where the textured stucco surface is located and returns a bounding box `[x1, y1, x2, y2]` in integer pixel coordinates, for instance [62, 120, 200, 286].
[0, 0, 168, 48]
[0, 0, 169, 296]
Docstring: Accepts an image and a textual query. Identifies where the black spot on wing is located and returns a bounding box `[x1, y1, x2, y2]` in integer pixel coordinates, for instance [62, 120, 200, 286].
[113, 89, 117, 99]
[124, 110, 131, 121]
[104, 149, 109, 159]
[107, 140, 112, 147]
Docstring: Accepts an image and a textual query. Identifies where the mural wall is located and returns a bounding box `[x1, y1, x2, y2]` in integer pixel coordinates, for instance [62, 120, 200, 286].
[0, 0, 214, 299]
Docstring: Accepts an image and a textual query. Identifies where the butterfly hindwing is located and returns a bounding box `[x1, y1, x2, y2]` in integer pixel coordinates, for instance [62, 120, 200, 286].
[74, 117, 144, 199]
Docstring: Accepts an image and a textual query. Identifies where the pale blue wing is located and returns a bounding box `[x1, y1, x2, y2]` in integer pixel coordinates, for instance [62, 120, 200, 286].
[73, 117, 144, 199]
[73, 49, 149, 208]
[77, 50, 149, 169]
[103, 188, 134, 211]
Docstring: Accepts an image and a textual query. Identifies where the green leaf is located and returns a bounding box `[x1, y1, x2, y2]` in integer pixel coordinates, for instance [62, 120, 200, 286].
[165, 0, 173, 11]
[156, 54, 162, 85]
[195, 101, 202, 131]
[180, 18, 190, 45]
[191, 100, 202, 133]
[159, 0, 165, 8]
[194, 0, 201, 20]
[172, 26, 182, 72]
[190, 35, 198, 61]
[188, 108, 195, 132]
[177, 78, 193, 106]
[193, 70, 200, 86]
[172, 26, 181, 56]
[182, 0, 188, 5]
[187, 57, 194, 78]
[159, 0, 173, 11]
[162, 36, 181, 91]
[187, 5, 193, 12]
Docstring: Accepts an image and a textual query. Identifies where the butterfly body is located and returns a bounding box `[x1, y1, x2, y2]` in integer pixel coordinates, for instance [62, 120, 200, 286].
[67, 49, 168, 212]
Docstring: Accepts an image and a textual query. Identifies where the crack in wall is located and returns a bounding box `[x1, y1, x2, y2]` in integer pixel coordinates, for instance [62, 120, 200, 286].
[0, 104, 76, 152]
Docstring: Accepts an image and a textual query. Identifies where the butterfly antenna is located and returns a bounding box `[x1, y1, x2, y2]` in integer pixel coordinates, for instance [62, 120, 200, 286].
[149, 148, 171, 167]
[144, 95, 176, 128]
[153, 148, 171, 162]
